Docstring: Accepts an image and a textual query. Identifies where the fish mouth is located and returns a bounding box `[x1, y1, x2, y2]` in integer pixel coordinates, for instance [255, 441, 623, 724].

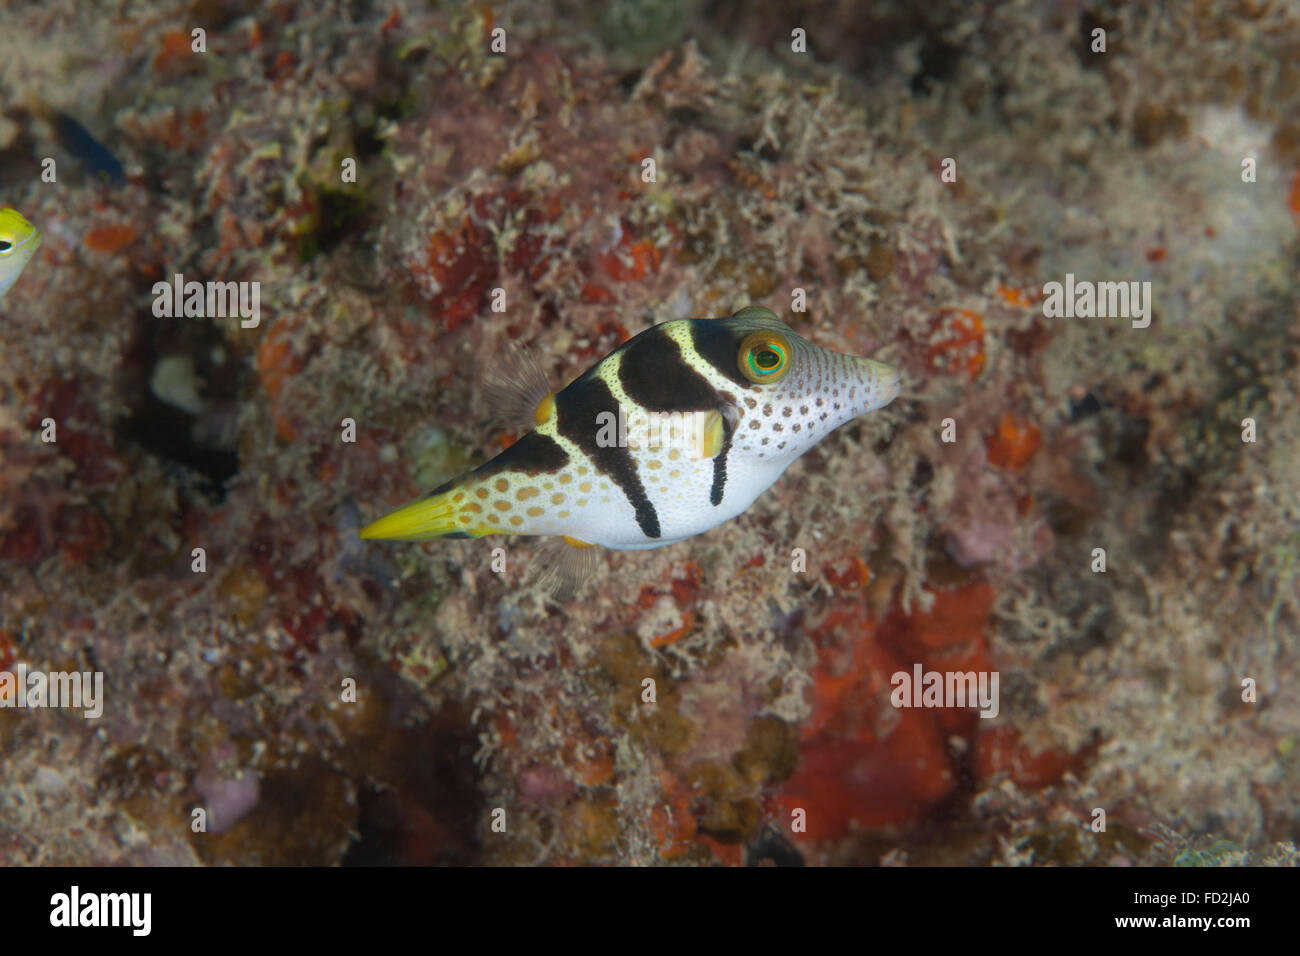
[855, 357, 902, 410]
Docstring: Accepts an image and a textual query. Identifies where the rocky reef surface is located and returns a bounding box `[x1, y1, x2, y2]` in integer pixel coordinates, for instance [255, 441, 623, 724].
[0, 0, 1297, 865]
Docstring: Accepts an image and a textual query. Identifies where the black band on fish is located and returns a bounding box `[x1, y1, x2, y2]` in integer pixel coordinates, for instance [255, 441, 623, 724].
[427, 475, 462, 496]
[556, 375, 661, 539]
[618, 325, 721, 411]
[689, 319, 756, 390]
[475, 430, 570, 480]
[709, 415, 732, 507]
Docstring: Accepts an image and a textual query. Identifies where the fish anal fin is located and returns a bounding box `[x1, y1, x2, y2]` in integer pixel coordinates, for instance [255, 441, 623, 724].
[534, 536, 602, 599]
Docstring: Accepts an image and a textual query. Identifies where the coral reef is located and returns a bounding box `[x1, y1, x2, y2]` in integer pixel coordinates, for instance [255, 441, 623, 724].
[0, 0, 1297, 866]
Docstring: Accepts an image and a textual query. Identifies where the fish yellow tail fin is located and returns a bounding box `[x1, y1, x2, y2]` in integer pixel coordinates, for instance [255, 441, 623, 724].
[359, 480, 491, 541]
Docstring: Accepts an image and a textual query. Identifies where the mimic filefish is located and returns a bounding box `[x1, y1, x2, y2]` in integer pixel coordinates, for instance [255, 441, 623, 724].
[361, 306, 901, 562]
[0, 209, 41, 301]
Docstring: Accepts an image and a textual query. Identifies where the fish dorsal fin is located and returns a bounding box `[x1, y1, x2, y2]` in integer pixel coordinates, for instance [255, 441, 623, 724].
[483, 343, 553, 431]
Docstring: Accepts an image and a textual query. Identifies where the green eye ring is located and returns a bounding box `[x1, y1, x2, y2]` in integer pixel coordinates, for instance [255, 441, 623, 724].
[738, 331, 791, 384]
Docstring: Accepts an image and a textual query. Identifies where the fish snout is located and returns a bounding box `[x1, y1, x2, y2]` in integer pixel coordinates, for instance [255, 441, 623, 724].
[853, 356, 902, 411]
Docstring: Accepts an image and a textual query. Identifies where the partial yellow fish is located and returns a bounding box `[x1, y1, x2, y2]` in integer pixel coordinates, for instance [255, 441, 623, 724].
[0, 208, 41, 301]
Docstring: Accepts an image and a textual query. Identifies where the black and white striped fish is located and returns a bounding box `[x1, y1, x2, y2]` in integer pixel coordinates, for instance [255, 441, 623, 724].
[360, 306, 900, 551]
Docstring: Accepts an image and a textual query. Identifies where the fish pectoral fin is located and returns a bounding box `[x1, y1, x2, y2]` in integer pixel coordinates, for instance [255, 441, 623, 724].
[688, 409, 726, 460]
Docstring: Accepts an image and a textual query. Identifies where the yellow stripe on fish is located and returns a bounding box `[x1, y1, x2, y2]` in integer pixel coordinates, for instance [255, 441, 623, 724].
[0, 209, 41, 301]
[360, 306, 901, 551]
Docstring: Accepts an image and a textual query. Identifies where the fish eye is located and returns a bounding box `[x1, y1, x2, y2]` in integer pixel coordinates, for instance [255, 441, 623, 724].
[0, 240, 11, 255]
[738, 331, 791, 384]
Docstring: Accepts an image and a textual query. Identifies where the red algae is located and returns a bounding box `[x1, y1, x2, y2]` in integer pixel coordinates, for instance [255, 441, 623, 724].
[986, 414, 1044, 471]
[85, 224, 137, 254]
[924, 309, 986, 379]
